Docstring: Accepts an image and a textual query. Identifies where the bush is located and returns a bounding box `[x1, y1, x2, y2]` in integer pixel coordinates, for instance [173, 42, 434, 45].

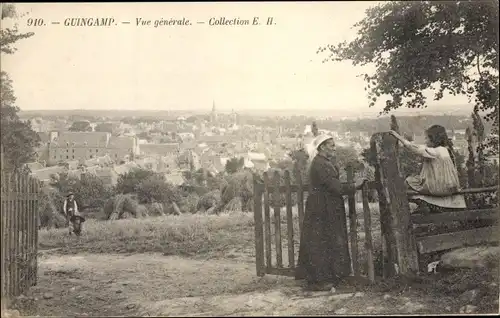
[50, 172, 111, 210]
[135, 174, 181, 204]
[115, 168, 156, 195]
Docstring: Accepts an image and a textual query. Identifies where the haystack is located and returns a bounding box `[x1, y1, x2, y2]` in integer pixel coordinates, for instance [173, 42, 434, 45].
[147, 202, 166, 216]
[38, 186, 67, 229]
[197, 190, 221, 212]
[105, 194, 145, 220]
[223, 196, 242, 213]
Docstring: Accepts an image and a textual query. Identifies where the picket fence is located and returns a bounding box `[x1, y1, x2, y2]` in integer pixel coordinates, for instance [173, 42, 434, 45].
[1, 169, 41, 304]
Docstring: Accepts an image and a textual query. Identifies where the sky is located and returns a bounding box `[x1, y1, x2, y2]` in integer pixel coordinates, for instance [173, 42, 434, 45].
[2, 1, 469, 115]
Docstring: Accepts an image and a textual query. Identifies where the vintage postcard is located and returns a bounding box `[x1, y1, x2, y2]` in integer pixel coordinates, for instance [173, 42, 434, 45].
[1, 1, 498, 317]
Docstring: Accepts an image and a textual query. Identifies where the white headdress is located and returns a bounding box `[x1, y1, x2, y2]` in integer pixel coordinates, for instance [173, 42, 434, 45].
[307, 134, 333, 160]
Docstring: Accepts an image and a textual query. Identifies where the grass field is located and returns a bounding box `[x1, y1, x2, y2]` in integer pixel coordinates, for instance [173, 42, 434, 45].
[32, 202, 499, 316]
[39, 202, 382, 260]
[39, 211, 257, 258]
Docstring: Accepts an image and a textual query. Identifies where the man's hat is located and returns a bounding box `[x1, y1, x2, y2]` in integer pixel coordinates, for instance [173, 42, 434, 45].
[70, 215, 85, 223]
[67, 191, 74, 197]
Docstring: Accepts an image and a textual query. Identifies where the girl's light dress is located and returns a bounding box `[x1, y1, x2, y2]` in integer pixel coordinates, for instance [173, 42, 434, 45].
[405, 143, 467, 209]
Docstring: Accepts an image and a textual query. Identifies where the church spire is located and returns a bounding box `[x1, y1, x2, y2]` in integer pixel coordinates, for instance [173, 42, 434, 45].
[211, 100, 217, 123]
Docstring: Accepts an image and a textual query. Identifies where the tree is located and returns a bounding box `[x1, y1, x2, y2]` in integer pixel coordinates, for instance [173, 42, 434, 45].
[1, 4, 38, 171]
[50, 172, 111, 210]
[1, 4, 34, 54]
[311, 121, 319, 137]
[225, 157, 244, 174]
[135, 174, 180, 204]
[115, 168, 156, 194]
[335, 146, 362, 171]
[323, 1, 499, 154]
[69, 120, 92, 132]
[94, 122, 114, 133]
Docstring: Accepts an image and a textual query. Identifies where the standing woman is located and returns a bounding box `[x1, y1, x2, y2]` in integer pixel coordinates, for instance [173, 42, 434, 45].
[295, 135, 365, 291]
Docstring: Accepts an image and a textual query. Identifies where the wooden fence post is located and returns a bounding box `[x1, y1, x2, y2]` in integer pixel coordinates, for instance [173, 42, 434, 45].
[346, 164, 359, 277]
[272, 171, 283, 268]
[253, 174, 265, 277]
[371, 132, 419, 277]
[361, 182, 375, 283]
[293, 162, 305, 233]
[284, 170, 295, 269]
[263, 172, 272, 271]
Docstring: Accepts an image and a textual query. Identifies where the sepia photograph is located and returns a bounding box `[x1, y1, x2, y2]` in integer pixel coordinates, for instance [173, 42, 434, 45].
[0, 1, 499, 316]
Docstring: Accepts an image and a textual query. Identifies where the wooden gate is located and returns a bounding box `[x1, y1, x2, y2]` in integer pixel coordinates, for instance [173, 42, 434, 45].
[252, 165, 377, 282]
[1, 169, 41, 305]
[252, 131, 498, 281]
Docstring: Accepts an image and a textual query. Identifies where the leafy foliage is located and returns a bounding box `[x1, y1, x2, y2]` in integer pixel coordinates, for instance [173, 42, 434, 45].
[0, 5, 38, 171]
[311, 121, 319, 137]
[115, 168, 156, 194]
[323, 0, 499, 154]
[225, 157, 244, 174]
[94, 122, 114, 133]
[134, 174, 181, 204]
[0, 91, 41, 170]
[68, 120, 92, 132]
[49, 172, 111, 209]
[114, 167, 180, 204]
[1, 4, 34, 55]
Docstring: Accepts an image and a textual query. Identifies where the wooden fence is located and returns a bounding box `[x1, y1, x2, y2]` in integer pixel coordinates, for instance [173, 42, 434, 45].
[252, 164, 377, 281]
[252, 132, 499, 281]
[1, 170, 41, 304]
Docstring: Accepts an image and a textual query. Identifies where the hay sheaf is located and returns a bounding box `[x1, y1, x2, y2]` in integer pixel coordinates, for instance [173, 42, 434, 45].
[223, 196, 242, 213]
[147, 202, 166, 216]
[38, 186, 67, 229]
[197, 190, 221, 212]
[104, 194, 147, 220]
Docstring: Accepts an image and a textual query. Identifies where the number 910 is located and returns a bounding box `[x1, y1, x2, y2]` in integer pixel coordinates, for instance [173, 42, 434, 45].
[27, 18, 44, 26]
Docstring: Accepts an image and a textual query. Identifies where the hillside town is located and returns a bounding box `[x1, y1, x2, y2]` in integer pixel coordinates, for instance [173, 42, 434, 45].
[23, 101, 492, 189]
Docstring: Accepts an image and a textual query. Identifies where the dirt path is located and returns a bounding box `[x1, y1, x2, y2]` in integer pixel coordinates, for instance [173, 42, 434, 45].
[13, 252, 470, 317]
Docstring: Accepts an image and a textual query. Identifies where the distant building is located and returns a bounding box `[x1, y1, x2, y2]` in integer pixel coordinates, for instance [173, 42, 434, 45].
[210, 100, 217, 124]
[47, 132, 138, 165]
[29, 166, 66, 184]
[139, 143, 180, 156]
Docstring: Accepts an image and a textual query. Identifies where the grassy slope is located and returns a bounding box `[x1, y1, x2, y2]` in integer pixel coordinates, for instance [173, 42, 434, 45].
[37, 203, 499, 314]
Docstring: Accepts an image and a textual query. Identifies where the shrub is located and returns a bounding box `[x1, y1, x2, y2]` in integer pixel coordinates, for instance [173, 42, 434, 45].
[114, 168, 156, 194]
[135, 174, 181, 204]
[49, 172, 111, 210]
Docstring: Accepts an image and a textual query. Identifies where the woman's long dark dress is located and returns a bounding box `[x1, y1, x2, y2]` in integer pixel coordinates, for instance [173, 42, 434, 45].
[295, 153, 352, 284]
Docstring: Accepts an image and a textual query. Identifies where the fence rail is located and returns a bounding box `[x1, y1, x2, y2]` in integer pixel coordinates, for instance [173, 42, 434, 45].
[253, 164, 377, 282]
[252, 131, 499, 281]
[1, 170, 41, 304]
